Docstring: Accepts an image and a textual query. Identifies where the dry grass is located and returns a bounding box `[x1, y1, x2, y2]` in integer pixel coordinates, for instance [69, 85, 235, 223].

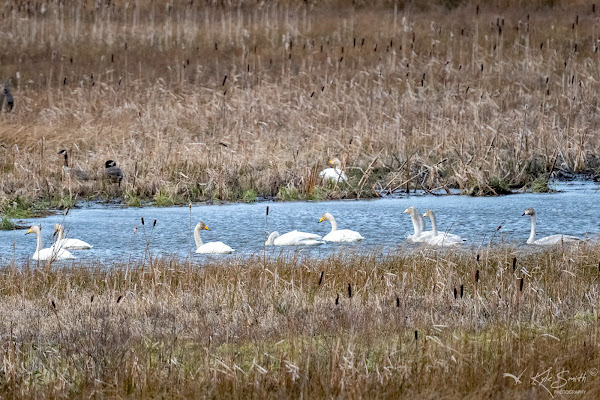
[1, 1, 600, 207]
[0, 244, 598, 398]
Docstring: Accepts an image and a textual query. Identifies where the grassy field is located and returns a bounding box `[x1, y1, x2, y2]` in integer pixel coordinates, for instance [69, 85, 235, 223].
[1, 0, 600, 212]
[0, 244, 598, 398]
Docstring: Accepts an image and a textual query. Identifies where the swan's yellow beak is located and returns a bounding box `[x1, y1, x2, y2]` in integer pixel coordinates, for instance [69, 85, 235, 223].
[25, 228, 32, 235]
[328, 160, 333, 164]
[204, 225, 210, 230]
[402, 208, 410, 214]
[318, 217, 324, 223]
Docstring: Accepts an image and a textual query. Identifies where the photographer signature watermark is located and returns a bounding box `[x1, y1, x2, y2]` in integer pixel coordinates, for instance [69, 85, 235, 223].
[504, 367, 597, 397]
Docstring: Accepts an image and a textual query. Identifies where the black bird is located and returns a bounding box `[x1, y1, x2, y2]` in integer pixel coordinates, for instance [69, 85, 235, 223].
[104, 160, 123, 187]
[58, 149, 90, 181]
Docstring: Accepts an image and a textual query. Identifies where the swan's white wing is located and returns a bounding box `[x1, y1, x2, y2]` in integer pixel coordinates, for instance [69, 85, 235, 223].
[408, 230, 436, 243]
[275, 231, 322, 245]
[424, 234, 464, 246]
[319, 168, 348, 182]
[34, 247, 75, 261]
[53, 238, 93, 250]
[196, 241, 235, 254]
[296, 239, 325, 246]
[533, 235, 580, 246]
[323, 229, 364, 242]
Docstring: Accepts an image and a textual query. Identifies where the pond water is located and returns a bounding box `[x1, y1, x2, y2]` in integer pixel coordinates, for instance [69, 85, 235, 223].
[1, 181, 598, 264]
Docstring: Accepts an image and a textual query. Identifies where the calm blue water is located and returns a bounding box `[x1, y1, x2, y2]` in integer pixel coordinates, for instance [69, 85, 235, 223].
[1, 181, 598, 263]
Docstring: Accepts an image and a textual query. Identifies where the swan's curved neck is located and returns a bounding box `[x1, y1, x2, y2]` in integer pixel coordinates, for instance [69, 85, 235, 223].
[527, 214, 536, 244]
[194, 226, 203, 248]
[410, 213, 422, 236]
[417, 213, 425, 233]
[266, 232, 278, 245]
[328, 216, 338, 232]
[35, 230, 43, 254]
[429, 211, 438, 236]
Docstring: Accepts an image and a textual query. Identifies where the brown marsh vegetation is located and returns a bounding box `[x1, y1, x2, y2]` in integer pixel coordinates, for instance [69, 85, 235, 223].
[0, 245, 598, 398]
[1, 0, 600, 209]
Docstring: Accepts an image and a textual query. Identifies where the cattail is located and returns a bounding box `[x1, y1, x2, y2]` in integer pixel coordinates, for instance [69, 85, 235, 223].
[347, 283, 352, 298]
[63, 77, 67, 85]
[90, 295, 94, 303]
[513, 257, 517, 272]
[594, 4, 596, 13]
[476, 4, 479, 14]
[453, 287, 457, 299]
[310, 91, 315, 97]
[215, 42, 218, 50]
[396, 297, 400, 307]
[318, 271, 324, 285]
[415, 330, 418, 341]
[476, 254, 480, 262]
[222, 75, 227, 86]
[51, 300, 56, 309]
[519, 277, 524, 292]
[117, 295, 123, 303]
[460, 284, 464, 298]
[141, 217, 144, 226]
[335, 294, 339, 305]
[153, 219, 157, 227]
[475, 270, 480, 282]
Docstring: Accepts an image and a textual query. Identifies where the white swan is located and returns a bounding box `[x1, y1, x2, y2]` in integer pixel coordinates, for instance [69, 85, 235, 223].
[403, 206, 435, 242]
[319, 158, 348, 183]
[265, 231, 324, 246]
[25, 225, 75, 261]
[522, 208, 580, 245]
[422, 209, 465, 246]
[194, 222, 235, 254]
[318, 212, 364, 242]
[51, 223, 93, 250]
